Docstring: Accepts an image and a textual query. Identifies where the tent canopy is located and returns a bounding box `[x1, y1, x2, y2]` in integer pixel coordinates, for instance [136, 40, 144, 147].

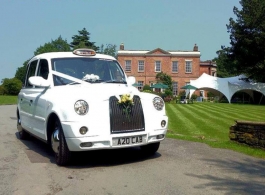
[151, 83, 168, 89]
[181, 84, 198, 90]
[189, 73, 265, 103]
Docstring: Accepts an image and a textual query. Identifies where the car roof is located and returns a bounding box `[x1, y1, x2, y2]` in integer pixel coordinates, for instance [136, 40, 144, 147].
[29, 51, 116, 62]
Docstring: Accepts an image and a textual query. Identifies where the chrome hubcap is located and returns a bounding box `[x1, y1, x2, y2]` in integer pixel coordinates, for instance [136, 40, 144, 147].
[17, 118, 22, 132]
[51, 128, 60, 154]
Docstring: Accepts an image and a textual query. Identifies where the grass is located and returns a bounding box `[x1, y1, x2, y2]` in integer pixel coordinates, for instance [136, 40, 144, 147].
[166, 102, 265, 159]
[0, 95, 17, 105]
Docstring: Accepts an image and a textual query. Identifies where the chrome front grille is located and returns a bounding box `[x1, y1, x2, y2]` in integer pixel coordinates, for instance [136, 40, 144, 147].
[109, 95, 145, 134]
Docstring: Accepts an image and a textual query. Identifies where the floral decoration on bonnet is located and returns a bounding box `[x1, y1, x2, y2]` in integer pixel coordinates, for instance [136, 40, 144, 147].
[117, 94, 134, 121]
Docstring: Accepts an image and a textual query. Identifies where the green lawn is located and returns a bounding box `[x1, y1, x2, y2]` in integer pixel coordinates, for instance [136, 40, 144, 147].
[0, 95, 17, 105]
[166, 102, 265, 158]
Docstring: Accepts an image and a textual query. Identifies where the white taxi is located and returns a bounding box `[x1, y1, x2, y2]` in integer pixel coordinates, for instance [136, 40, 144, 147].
[17, 49, 168, 166]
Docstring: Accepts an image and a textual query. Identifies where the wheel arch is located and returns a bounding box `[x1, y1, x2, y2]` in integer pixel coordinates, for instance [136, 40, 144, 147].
[46, 112, 60, 145]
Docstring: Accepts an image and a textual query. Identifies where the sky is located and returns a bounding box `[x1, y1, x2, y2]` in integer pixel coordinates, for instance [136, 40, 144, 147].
[0, 0, 241, 82]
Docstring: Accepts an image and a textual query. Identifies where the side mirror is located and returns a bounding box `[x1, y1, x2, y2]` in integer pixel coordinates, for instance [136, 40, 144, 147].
[29, 76, 50, 87]
[127, 76, 136, 86]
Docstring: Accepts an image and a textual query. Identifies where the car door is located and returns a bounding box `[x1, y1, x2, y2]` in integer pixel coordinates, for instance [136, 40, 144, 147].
[30, 59, 50, 140]
[18, 60, 38, 132]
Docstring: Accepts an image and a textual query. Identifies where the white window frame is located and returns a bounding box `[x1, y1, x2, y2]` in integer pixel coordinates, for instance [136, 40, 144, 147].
[172, 81, 178, 96]
[138, 60, 144, 72]
[155, 61, 161, 72]
[172, 61, 178, 73]
[125, 60, 131, 72]
[185, 60, 192, 73]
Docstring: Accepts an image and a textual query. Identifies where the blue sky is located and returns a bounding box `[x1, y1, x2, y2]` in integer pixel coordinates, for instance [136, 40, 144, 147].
[0, 0, 241, 82]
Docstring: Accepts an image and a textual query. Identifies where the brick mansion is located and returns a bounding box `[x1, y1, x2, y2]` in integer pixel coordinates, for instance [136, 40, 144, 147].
[117, 43, 216, 96]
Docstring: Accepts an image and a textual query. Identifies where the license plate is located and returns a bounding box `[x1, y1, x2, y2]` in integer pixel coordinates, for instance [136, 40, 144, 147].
[113, 135, 146, 146]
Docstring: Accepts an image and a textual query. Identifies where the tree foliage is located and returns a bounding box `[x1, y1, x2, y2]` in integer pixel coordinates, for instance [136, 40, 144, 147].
[15, 36, 70, 83]
[70, 28, 99, 51]
[15, 60, 29, 83]
[155, 72, 173, 92]
[13, 28, 115, 83]
[34, 36, 71, 55]
[143, 84, 151, 91]
[217, 0, 265, 82]
[0, 85, 6, 95]
[1, 78, 22, 95]
[100, 44, 117, 58]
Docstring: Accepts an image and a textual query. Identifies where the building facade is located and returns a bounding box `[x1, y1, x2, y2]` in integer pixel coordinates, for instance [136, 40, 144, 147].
[117, 43, 216, 96]
[200, 60, 217, 77]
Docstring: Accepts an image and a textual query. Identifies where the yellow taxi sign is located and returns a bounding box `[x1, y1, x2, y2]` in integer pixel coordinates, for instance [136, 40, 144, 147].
[73, 48, 96, 56]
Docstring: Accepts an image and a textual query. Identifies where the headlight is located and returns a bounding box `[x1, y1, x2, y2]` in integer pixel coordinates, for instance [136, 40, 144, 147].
[74, 100, 89, 115]
[153, 97, 164, 111]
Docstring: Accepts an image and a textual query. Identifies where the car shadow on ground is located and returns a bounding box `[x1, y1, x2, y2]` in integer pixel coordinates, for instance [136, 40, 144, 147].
[15, 132, 161, 168]
[69, 147, 161, 168]
[186, 158, 265, 195]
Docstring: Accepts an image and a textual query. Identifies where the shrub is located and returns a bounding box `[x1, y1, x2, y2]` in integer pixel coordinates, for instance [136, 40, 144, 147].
[0, 85, 7, 95]
[191, 94, 198, 100]
[143, 84, 151, 91]
[207, 91, 215, 97]
[165, 89, 173, 97]
[2, 78, 22, 95]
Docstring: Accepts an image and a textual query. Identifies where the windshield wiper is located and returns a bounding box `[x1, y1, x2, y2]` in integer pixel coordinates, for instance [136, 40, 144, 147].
[67, 79, 104, 85]
[84, 79, 105, 83]
[104, 80, 127, 84]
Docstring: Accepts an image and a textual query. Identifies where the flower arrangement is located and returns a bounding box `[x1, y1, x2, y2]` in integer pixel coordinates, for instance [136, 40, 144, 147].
[118, 94, 134, 121]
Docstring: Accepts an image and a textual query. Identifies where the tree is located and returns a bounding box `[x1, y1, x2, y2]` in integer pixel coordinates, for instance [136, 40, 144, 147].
[217, 0, 265, 82]
[15, 36, 70, 83]
[70, 28, 99, 51]
[34, 36, 71, 55]
[155, 72, 173, 92]
[214, 50, 237, 78]
[1, 78, 22, 95]
[0, 85, 6, 95]
[15, 60, 29, 83]
[100, 44, 117, 58]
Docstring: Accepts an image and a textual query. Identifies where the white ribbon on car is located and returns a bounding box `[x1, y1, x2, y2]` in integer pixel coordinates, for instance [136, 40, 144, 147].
[51, 70, 90, 85]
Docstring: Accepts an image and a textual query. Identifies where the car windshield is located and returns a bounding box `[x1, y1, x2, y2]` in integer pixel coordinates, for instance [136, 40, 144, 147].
[51, 58, 126, 86]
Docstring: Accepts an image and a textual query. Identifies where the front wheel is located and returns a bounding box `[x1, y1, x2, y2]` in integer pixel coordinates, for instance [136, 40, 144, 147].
[51, 119, 71, 166]
[140, 142, 160, 155]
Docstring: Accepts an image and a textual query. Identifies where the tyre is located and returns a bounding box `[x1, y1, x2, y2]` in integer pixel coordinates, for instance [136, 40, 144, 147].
[51, 119, 71, 166]
[140, 142, 160, 155]
[18, 129, 30, 140]
[17, 110, 29, 140]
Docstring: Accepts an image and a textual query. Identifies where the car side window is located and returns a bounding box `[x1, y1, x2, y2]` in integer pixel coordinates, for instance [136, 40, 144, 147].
[25, 60, 38, 88]
[37, 59, 49, 80]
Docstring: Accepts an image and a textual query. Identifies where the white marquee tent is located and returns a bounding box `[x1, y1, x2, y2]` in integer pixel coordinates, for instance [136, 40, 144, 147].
[189, 73, 265, 103]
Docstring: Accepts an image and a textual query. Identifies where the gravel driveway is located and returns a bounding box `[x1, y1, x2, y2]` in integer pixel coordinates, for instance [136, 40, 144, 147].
[0, 105, 265, 195]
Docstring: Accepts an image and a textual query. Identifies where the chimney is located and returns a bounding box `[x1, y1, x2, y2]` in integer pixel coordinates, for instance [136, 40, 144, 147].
[120, 43, 124, 50]
[193, 44, 198, 51]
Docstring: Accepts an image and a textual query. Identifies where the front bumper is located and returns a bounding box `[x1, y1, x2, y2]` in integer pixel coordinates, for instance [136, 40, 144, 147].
[64, 129, 167, 151]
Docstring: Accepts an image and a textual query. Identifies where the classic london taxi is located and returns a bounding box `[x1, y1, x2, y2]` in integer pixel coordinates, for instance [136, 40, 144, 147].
[17, 49, 168, 166]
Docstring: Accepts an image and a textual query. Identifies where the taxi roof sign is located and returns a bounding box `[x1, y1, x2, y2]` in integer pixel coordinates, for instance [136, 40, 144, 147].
[73, 48, 96, 56]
